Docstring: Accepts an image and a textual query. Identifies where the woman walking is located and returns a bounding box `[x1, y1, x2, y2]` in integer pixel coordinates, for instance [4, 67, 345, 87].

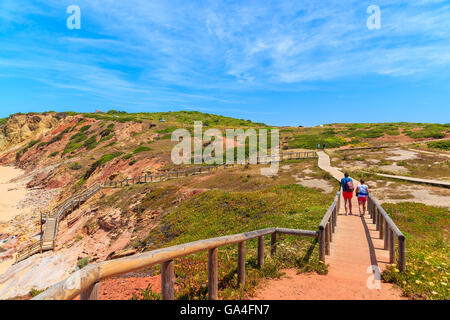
[356, 179, 369, 217]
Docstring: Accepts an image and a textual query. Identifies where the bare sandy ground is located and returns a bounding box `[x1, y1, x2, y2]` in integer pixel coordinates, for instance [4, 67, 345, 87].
[386, 148, 419, 161]
[0, 166, 32, 226]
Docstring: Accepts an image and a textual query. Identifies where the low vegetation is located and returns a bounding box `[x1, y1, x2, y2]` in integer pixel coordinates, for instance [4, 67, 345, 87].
[287, 132, 348, 149]
[382, 202, 449, 300]
[134, 184, 334, 299]
[428, 140, 450, 151]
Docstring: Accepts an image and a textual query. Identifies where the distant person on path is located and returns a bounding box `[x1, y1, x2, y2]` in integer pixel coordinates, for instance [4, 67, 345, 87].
[356, 179, 369, 217]
[322, 144, 326, 150]
[317, 143, 321, 150]
[340, 172, 354, 215]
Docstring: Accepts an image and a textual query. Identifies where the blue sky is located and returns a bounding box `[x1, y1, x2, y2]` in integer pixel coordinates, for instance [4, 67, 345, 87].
[0, 0, 449, 126]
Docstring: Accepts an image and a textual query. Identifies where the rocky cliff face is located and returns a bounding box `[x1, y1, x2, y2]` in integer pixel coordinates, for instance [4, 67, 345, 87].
[0, 113, 62, 152]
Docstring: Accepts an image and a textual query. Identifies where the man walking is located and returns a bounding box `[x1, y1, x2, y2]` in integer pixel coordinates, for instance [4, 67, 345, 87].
[340, 172, 354, 215]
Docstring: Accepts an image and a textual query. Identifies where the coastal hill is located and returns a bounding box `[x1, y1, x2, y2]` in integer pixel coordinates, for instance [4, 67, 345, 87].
[0, 111, 448, 300]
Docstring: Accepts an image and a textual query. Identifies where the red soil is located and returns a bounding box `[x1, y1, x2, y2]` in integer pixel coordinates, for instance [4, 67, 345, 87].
[100, 275, 161, 300]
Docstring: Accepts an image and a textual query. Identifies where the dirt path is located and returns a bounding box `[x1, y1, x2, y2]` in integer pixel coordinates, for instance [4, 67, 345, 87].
[252, 151, 405, 300]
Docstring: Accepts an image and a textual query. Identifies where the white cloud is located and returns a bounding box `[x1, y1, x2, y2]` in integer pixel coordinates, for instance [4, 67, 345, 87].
[1, 0, 450, 98]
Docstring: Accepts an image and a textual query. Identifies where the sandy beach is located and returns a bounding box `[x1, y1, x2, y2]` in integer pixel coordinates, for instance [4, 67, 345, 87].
[0, 166, 31, 226]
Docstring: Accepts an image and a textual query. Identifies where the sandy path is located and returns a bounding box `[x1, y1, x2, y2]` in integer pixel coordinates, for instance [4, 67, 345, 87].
[252, 151, 404, 300]
[0, 166, 31, 225]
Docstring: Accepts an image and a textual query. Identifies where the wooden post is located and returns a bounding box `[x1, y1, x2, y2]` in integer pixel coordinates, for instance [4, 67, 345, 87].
[325, 223, 330, 255]
[331, 207, 336, 232]
[161, 260, 175, 300]
[383, 220, 389, 249]
[208, 248, 218, 300]
[80, 282, 100, 300]
[333, 206, 339, 231]
[257, 236, 264, 269]
[329, 218, 333, 242]
[270, 232, 277, 256]
[398, 236, 406, 272]
[379, 214, 384, 239]
[319, 228, 325, 263]
[389, 229, 396, 264]
[374, 205, 378, 226]
[237, 242, 246, 288]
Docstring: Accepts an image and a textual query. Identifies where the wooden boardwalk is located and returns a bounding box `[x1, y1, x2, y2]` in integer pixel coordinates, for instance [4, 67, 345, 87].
[318, 150, 396, 274]
[373, 173, 450, 188]
[252, 151, 404, 300]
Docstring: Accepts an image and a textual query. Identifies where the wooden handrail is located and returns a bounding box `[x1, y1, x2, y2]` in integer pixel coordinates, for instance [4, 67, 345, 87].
[368, 195, 404, 239]
[319, 192, 339, 230]
[33, 227, 318, 300]
[317, 191, 340, 263]
[367, 195, 406, 272]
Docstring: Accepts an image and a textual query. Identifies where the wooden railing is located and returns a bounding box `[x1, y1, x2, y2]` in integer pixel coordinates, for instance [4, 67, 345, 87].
[103, 151, 318, 188]
[15, 184, 102, 263]
[318, 191, 340, 263]
[33, 226, 321, 300]
[33, 186, 338, 301]
[368, 195, 406, 271]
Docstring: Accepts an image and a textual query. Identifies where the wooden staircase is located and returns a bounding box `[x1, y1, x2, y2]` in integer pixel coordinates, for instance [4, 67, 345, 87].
[15, 184, 101, 263]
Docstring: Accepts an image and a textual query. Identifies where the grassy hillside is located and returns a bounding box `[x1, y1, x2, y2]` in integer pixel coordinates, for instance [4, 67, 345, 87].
[283, 122, 450, 150]
[83, 158, 337, 299]
[70, 110, 268, 127]
[140, 184, 334, 299]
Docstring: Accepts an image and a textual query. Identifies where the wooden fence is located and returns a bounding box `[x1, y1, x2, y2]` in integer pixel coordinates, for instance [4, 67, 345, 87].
[33, 188, 338, 300]
[318, 191, 340, 262]
[367, 195, 406, 271]
[103, 151, 317, 188]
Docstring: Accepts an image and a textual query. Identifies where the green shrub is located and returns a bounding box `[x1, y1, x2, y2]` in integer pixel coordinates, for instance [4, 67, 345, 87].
[63, 142, 83, 155]
[133, 146, 151, 154]
[288, 134, 347, 149]
[428, 141, 450, 151]
[29, 288, 45, 297]
[70, 131, 88, 143]
[348, 129, 384, 139]
[95, 152, 124, 166]
[84, 152, 124, 179]
[79, 125, 91, 132]
[407, 125, 446, 139]
[132, 284, 161, 300]
[77, 257, 89, 269]
[83, 136, 98, 150]
[49, 151, 59, 158]
[16, 139, 41, 158]
[69, 162, 82, 170]
[46, 133, 64, 145]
